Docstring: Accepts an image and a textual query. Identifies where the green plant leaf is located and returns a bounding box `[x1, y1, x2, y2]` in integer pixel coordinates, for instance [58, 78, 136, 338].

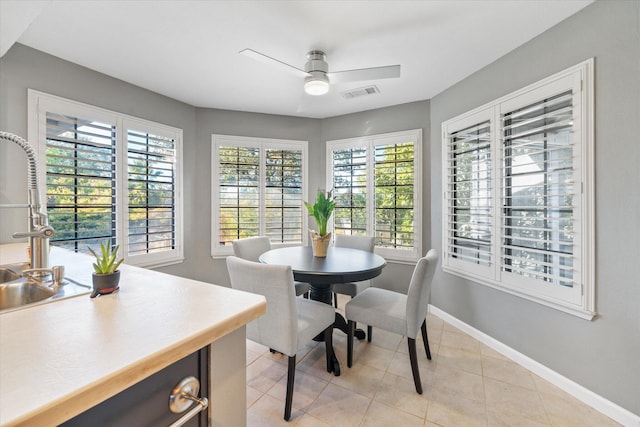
[88, 240, 124, 274]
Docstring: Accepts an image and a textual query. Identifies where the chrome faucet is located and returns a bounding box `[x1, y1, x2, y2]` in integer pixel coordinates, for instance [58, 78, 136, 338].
[1, 131, 55, 271]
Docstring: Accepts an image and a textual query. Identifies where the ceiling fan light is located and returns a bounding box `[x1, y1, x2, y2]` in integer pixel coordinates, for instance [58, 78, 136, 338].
[304, 74, 330, 95]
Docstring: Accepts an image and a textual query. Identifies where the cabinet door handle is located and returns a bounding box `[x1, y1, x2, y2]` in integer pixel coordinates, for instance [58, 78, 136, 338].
[168, 376, 209, 427]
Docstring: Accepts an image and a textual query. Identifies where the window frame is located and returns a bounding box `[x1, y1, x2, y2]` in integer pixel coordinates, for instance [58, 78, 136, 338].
[211, 134, 308, 258]
[28, 89, 184, 268]
[441, 59, 595, 319]
[326, 129, 423, 263]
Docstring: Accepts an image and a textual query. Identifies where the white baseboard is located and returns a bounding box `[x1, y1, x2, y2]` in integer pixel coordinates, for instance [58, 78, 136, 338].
[428, 304, 640, 427]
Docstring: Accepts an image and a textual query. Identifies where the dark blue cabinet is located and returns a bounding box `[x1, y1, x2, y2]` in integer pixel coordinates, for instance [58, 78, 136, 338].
[60, 347, 209, 427]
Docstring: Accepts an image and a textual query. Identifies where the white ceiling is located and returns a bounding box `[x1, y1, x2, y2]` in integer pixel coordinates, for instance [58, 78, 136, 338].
[1, 0, 592, 119]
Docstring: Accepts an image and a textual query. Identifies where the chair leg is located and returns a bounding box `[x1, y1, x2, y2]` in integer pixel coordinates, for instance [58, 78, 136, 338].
[347, 320, 354, 368]
[284, 355, 296, 421]
[367, 325, 373, 343]
[324, 325, 335, 373]
[407, 338, 423, 394]
[421, 320, 431, 360]
[333, 292, 338, 308]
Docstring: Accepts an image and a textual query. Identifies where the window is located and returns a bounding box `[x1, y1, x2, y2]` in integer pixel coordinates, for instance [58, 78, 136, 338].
[327, 129, 422, 262]
[442, 59, 594, 318]
[29, 90, 183, 268]
[211, 134, 307, 257]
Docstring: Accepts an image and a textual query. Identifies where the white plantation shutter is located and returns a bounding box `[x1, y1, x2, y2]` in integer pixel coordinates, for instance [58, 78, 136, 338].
[444, 119, 493, 275]
[332, 145, 368, 236]
[212, 135, 308, 257]
[264, 147, 303, 243]
[501, 91, 574, 283]
[125, 126, 180, 263]
[45, 112, 117, 254]
[441, 60, 593, 318]
[374, 140, 415, 251]
[217, 144, 260, 244]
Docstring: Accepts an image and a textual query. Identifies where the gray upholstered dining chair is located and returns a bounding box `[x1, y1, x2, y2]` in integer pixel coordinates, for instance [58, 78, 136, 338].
[226, 256, 337, 421]
[232, 236, 309, 297]
[331, 234, 375, 308]
[345, 249, 437, 394]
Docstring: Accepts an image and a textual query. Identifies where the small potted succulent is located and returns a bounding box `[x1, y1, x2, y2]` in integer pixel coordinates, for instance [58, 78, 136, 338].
[304, 189, 335, 257]
[88, 241, 124, 298]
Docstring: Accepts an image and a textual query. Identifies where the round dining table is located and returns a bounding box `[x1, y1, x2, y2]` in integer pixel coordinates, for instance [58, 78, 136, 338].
[259, 245, 387, 339]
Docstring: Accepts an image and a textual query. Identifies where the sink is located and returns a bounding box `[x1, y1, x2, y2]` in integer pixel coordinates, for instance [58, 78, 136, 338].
[0, 263, 91, 313]
[0, 281, 55, 311]
[0, 268, 21, 284]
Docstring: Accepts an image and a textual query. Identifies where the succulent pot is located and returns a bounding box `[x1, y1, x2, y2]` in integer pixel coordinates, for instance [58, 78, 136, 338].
[91, 270, 121, 298]
[310, 230, 332, 257]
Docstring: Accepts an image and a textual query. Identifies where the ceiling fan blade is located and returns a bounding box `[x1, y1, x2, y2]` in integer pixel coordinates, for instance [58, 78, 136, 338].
[239, 48, 309, 78]
[328, 64, 401, 84]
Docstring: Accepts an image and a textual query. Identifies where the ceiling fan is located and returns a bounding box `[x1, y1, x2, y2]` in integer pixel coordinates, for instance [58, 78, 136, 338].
[239, 48, 401, 96]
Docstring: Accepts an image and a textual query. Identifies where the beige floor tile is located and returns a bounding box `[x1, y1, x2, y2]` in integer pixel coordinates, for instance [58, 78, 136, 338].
[293, 413, 334, 426]
[247, 356, 288, 393]
[540, 394, 621, 426]
[396, 335, 437, 361]
[387, 348, 436, 384]
[484, 377, 549, 426]
[247, 348, 263, 365]
[440, 329, 481, 353]
[361, 400, 425, 427]
[374, 371, 429, 418]
[331, 360, 385, 398]
[306, 383, 372, 427]
[427, 388, 488, 427]
[268, 370, 330, 412]
[247, 385, 263, 408]
[481, 356, 536, 390]
[247, 393, 301, 426]
[443, 321, 466, 334]
[479, 344, 510, 361]
[349, 340, 396, 371]
[533, 378, 621, 427]
[432, 365, 485, 403]
[295, 344, 338, 382]
[366, 327, 403, 351]
[437, 344, 483, 375]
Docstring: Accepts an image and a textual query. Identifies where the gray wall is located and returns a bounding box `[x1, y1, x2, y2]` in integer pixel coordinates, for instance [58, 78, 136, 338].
[321, 101, 430, 293]
[189, 108, 322, 284]
[0, 44, 203, 274]
[429, 0, 640, 414]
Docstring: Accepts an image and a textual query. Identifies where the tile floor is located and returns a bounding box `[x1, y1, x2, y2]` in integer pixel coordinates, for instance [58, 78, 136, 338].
[245, 295, 620, 426]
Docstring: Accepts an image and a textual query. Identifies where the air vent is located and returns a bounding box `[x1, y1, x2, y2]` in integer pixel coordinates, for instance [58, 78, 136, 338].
[341, 85, 380, 99]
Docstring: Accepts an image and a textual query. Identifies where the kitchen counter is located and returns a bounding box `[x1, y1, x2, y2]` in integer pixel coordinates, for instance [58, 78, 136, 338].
[0, 243, 266, 427]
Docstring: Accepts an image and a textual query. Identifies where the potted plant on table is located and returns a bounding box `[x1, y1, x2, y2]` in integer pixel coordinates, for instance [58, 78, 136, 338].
[304, 189, 335, 257]
[89, 241, 124, 298]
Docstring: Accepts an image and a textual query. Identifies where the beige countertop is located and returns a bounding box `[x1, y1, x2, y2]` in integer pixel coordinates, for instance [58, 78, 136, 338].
[0, 243, 266, 427]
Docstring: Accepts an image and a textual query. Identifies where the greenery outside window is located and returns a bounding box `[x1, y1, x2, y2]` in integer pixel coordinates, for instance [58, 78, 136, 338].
[327, 129, 422, 262]
[28, 90, 184, 268]
[211, 134, 308, 257]
[442, 59, 594, 318]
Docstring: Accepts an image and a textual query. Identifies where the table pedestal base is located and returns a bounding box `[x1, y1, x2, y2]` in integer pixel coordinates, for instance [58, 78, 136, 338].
[310, 285, 366, 341]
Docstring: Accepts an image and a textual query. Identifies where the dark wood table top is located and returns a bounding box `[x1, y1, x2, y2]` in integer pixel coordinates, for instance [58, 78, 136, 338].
[259, 246, 386, 285]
